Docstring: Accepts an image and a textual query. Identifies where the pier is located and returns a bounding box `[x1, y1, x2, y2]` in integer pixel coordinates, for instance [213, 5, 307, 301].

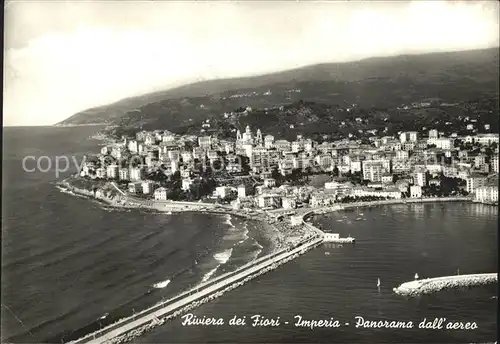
[68, 221, 324, 344]
[393, 273, 497, 297]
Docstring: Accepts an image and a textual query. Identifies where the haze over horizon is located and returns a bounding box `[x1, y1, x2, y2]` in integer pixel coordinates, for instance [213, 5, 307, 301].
[4, 1, 499, 127]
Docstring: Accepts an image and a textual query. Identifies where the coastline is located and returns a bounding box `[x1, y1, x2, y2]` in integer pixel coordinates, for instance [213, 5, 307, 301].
[302, 196, 474, 219]
[53, 123, 108, 127]
[54, 178, 304, 255]
[55, 178, 475, 254]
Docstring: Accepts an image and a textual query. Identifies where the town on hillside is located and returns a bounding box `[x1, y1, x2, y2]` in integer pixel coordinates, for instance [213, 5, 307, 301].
[78, 121, 499, 209]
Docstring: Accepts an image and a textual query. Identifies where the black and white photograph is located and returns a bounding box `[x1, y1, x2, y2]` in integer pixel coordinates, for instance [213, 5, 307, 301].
[2, 1, 499, 343]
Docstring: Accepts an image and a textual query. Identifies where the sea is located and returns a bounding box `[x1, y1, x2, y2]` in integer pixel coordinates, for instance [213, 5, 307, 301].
[2, 126, 498, 344]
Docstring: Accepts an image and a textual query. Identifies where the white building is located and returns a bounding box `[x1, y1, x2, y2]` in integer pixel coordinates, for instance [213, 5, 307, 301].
[154, 187, 168, 201]
[182, 152, 193, 163]
[237, 184, 246, 198]
[106, 164, 119, 179]
[264, 178, 276, 188]
[216, 186, 233, 199]
[351, 187, 402, 199]
[491, 156, 499, 173]
[198, 136, 212, 150]
[466, 175, 487, 194]
[257, 194, 281, 208]
[182, 178, 194, 191]
[282, 197, 297, 209]
[396, 150, 409, 160]
[475, 134, 499, 146]
[427, 137, 453, 150]
[171, 160, 179, 174]
[324, 181, 353, 198]
[291, 215, 303, 226]
[95, 167, 106, 179]
[410, 185, 422, 198]
[129, 167, 145, 181]
[474, 186, 498, 203]
[362, 162, 384, 182]
[128, 140, 139, 153]
[118, 168, 129, 181]
[381, 174, 393, 184]
[316, 155, 334, 171]
[128, 182, 142, 193]
[400, 131, 418, 143]
[350, 160, 362, 173]
[142, 181, 154, 194]
[413, 170, 427, 187]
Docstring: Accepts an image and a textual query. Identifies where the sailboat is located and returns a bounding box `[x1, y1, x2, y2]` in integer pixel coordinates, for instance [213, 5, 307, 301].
[377, 278, 381, 287]
[415, 273, 419, 280]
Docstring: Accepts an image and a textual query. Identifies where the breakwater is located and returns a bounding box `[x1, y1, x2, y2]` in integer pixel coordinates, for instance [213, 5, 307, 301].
[393, 273, 498, 297]
[68, 234, 323, 344]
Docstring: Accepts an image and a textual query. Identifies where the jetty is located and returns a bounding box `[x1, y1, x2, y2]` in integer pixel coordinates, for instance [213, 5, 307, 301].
[68, 213, 324, 344]
[322, 233, 355, 243]
[393, 273, 498, 297]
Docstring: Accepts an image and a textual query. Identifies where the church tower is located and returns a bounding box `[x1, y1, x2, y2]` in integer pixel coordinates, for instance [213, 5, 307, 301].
[256, 129, 263, 145]
[243, 125, 253, 143]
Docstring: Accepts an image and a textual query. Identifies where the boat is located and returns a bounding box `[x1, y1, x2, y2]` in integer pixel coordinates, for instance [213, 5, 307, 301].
[414, 273, 419, 280]
[325, 252, 330, 256]
[377, 278, 381, 287]
[166, 211, 173, 215]
[355, 217, 363, 221]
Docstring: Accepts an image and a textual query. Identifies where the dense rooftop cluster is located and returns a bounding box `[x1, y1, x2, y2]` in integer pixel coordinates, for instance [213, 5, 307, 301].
[79, 118, 499, 207]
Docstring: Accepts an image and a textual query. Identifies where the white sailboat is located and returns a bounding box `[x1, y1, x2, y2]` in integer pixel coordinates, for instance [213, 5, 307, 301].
[377, 278, 381, 287]
[415, 273, 419, 280]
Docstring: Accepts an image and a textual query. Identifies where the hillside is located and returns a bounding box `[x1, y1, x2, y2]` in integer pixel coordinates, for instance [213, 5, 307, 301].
[57, 48, 499, 134]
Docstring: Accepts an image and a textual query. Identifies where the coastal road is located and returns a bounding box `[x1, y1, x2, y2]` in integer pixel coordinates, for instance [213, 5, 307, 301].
[110, 182, 126, 196]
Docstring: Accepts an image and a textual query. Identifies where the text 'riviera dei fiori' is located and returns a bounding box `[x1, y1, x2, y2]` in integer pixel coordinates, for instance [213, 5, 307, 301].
[181, 314, 479, 331]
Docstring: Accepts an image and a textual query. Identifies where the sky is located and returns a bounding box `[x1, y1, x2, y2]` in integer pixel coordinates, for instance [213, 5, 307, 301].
[3, 1, 499, 127]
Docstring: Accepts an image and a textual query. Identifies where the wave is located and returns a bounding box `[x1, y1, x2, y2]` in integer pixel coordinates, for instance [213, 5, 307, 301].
[152, 279, 171, 289]
[201, 268, 219, 283]
[224, 214, 236, 230]
[200, 248, 234, 284]
[238, 228, 249, 244]
[214, 248, 233, 265]
[254, 239, 264, 250]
